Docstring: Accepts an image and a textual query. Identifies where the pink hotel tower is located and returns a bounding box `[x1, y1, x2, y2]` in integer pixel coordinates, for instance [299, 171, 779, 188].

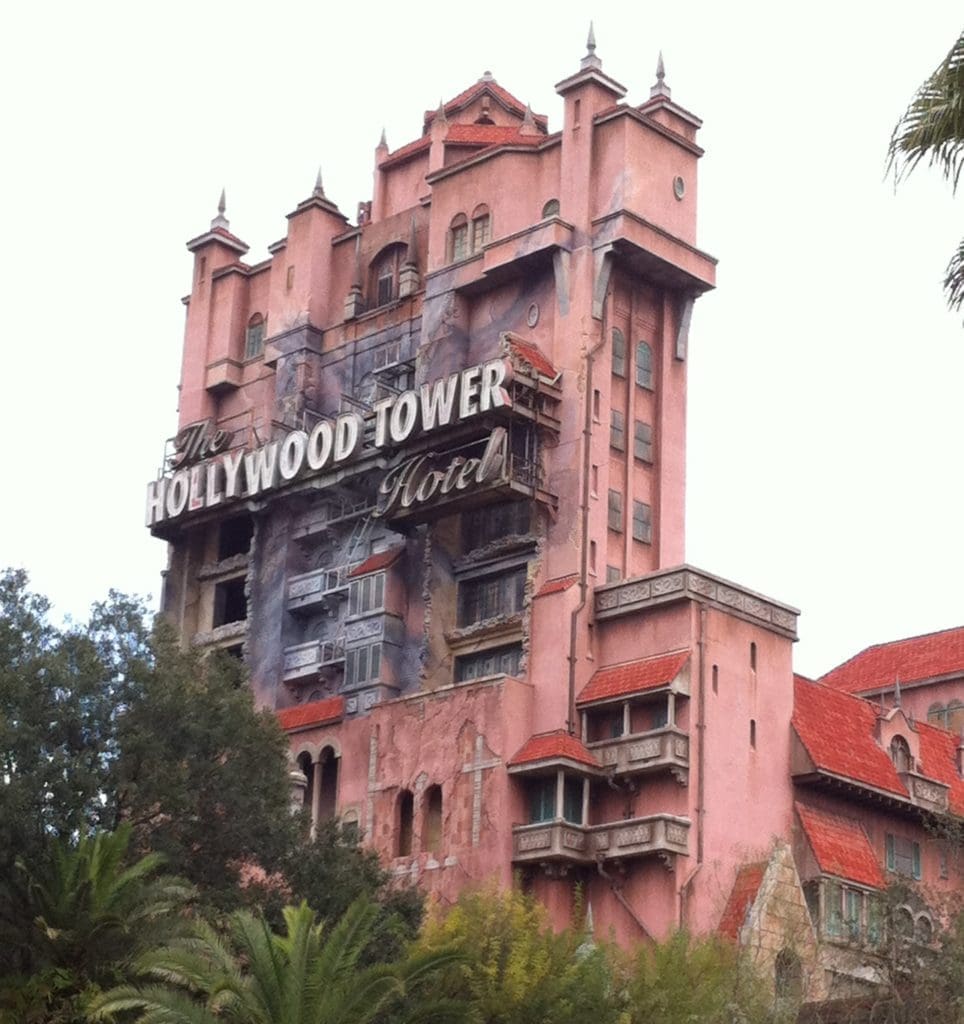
[147, 35, 964, 1003]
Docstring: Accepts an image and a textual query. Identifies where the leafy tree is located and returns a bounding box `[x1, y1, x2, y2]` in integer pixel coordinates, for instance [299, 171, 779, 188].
[88, 896, 463, 1024]
[412, 885, 621, 1024]
[0, 826, 192, 1024]
[623, 930, 770, 1024]
[888, 30, 964, 316]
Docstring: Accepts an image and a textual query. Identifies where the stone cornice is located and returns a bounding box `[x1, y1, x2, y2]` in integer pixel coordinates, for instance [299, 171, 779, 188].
[594, 564, 799, 640]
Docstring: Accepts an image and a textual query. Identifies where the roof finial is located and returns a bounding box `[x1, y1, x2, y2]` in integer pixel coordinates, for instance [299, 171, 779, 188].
[313, 167, 325, 198]
[894, 674, 902, 708]
[649, 51, 672, 100]
[211, 188, 230, 230]
[580, 21, 602, 70]
[378, 126, 388, 149]
[520, 101, 540, 136]
[481, 70, 494, 82]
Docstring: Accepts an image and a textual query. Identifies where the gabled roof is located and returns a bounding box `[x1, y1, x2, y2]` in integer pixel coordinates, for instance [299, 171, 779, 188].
[577, 650, 689, 706]
[347, 546, 404, 578]
[718, 862, 766, 941]
[423, 76, 548, 131]
[504, 337, 558, 380]
[795, 802, 885, 889]
[916, 720, 964, 815]
[508, 730, 601, 771]
[820, 626, 964, 694]
[792, 678, 906, 797]
[535, 574, 578, 598]
[277, 695, 344, 733]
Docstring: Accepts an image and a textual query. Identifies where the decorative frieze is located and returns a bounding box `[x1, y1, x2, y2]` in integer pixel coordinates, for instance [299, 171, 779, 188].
[518, 829, 552, 851]
[594, 564, 798, 640]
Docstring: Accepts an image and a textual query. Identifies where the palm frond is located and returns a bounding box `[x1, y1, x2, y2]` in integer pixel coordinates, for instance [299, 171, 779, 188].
[888, 29, 964, 192]
[944, 235, 964, 316]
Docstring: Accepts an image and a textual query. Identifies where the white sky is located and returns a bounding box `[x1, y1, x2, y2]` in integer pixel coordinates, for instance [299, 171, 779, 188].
[1, 2, 961, 678]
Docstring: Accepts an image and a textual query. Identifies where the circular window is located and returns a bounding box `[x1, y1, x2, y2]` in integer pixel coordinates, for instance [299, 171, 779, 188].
[527, 303, 540, 328]
[673, 176, 685, 200]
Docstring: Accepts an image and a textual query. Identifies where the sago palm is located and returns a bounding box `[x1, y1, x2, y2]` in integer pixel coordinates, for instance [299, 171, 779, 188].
[89, 896, 464, 1024]
[888, 29, 964, 316]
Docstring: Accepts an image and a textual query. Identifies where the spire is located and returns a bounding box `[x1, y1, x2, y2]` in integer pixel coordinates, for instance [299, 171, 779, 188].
[520, 101, 540, 136]
[435, 97, 448, 125]
[894, 674, 902, 708]
[313, 167, 325, 198]
[211, 188, 230, 230]
[581, 21, 601, 70]
[378, 127, 388, 150]
[649, 51, 672, 99]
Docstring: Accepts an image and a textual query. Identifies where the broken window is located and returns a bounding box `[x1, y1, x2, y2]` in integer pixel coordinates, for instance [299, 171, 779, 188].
[423, 784, 443, 854]
[213, 577, 246, 626]
[218, 515, 254, 560]
[397, 789, 414, 856]
[462, 501, 530, 550]
[458, 567, 526, 626]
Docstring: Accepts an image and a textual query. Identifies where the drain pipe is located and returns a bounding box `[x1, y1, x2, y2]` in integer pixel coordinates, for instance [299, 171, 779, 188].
[567, 292, 610, 734]
[597, 860, 653, 941]
[679, 603, 708, 925]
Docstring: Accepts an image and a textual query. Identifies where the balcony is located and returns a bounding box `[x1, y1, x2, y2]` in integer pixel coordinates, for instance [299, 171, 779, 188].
[588, 727, 689, 784]
[283, 637, 345, 683]
[512, 814, 689, 869]
[286, 566, 351, 615]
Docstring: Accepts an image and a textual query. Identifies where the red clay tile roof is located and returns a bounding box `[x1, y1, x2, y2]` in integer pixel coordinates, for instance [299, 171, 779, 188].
[535, 574, 578, 598]
[916, 721, 964, 815]
[820, 626, 964, 694]
[577, 650, 690, 706]
[508, 730, 601, 770]
[718, 862, 766, 940]
[380, 135, 432, 168]
[792, 678, 906, 797]
[795, 802, 885, 889]
[445, 124, 544, 147]
[277, 696, 344, 733]
[505, 337, 558, 379]
[347, 546, 404, 579]
[424, 78, 548, 130]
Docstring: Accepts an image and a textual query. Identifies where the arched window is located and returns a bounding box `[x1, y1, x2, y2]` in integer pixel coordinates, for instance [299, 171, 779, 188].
[890, 735, 911, 773]
[894, 905, 914, 938]
[370, 244, 406, 308]
[774, 949, 802, 1000]
[245, 314, 265, 359]
[928, 702, 947, 727]
[635, 341, 653, 389]
[470, 204, 491, 253]
[542, 198, 560, 218]
[915, 914, 933, 944]
[397, 788, 414, 856]
[341, 809, 360, 844]
[449, 213, 468, 262]
[296, 752, 314, 813]
[423, 784, 443, 854]
[318, 746, 339, 821]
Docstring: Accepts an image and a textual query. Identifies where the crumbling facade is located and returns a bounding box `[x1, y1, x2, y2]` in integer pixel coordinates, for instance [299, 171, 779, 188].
[146, 33, 964, 1006]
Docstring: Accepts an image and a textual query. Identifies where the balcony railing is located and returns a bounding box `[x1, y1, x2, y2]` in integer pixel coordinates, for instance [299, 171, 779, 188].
[283, 637, 346, 682]
[587, 726, 689, 783]
[286, 566, 352, 615]
[512, 814, 689, 867]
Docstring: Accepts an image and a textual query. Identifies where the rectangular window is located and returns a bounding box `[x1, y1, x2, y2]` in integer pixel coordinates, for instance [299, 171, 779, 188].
[825, 881, 843, 938]
[611, 330, 626, 377]
[632, 501, 652, 544]
[606, 565, 620, 584]
[345, 642, 382, 687]
[634, 421, 653, 462]
[886, 834, 922, 880]
[458, 568, 526, 626]
[471, 215, 491, 251]
[610, 410, 625, 451]
[451, 224, 468, 261]
[245, 320, 265, 359]
[529, 778, 555, 823]
[563, 777, 583, 824]
[348, 573, 385, 617]
[843, 888, 861, 942]
[607, 490, 623, 532]
[462, 502, 530, 551]
[213, 577, 247, 626]
[456, 643, 523, 683]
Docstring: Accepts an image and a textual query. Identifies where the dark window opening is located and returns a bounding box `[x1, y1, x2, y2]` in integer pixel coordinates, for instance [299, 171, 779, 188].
[529, 777, 555, 823]
[750, 641, 757, 671]
[775, 949, 802, 1000]
[455, 643, 522, 683]
[750, 719, 757, 749]
[587, 709, 624, 742]
[370, 244, 405, 308]
[397, 789, 414, 856]
[318, 750, 339, 821]
[218, 515, 254, 560]
[424, 784, 443, 855]
[890, 735, 911, 773]
[297, 752, 314, 813]
[213, 577, 247, 626]
[224, 644, 243, 661]
[342, 812, 359, 844]
[541, 198, 560, 218]
[712, 664, 719, 694]
[886, 833, 921, 879]
[458, 567, 526, 626]
[563, 776, 583, 824]
[462, 501, 531, 550]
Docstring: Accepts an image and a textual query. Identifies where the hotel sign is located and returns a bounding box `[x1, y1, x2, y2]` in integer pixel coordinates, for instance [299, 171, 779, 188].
[146, 359, 513, 527]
